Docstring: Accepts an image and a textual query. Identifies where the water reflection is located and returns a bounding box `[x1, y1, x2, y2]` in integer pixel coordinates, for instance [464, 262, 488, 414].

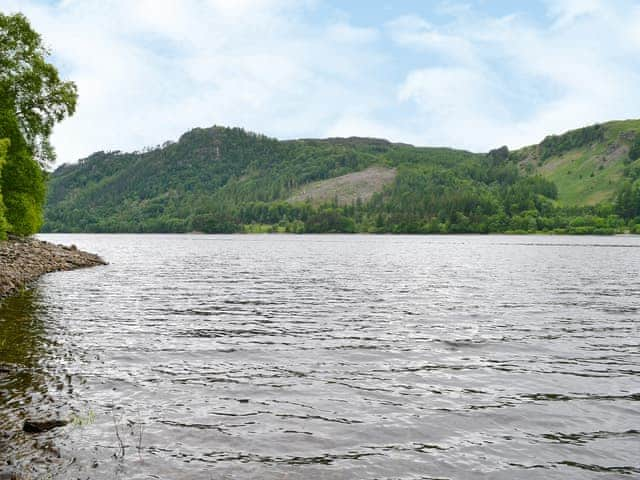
[0, 290, 68, 477]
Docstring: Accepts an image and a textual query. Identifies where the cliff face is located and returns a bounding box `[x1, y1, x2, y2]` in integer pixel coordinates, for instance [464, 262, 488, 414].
[0, 236, 106, 299]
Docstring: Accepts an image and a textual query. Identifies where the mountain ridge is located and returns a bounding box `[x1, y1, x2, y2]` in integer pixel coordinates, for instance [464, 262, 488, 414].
[43, 120, 640, 234]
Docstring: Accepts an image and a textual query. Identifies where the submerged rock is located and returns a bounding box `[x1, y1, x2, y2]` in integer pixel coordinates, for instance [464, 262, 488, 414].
[0, 236, 106, 300]
[23, 419, 69, 433]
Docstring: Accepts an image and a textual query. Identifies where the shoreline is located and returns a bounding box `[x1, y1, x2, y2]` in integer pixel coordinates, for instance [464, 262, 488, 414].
[39, 231, 638, 236]
[0, 236, 106, 300]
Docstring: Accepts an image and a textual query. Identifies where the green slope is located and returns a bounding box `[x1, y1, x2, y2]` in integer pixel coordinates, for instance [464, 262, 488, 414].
[512, 119, 640, 206]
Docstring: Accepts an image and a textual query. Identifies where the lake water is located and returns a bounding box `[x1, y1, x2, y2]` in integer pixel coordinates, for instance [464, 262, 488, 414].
[1, 234, 639, 479]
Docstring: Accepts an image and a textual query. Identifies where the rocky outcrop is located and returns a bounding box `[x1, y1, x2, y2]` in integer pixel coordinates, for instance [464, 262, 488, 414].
[0, 235, 106, 299]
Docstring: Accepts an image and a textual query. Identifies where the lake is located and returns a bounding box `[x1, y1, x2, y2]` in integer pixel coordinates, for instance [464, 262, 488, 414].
[1, 234, 639, 479]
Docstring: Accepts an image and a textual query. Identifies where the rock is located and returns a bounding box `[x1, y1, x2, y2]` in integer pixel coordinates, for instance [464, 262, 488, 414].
[23, 419, 69, 433]
[487, 145, 509, 163]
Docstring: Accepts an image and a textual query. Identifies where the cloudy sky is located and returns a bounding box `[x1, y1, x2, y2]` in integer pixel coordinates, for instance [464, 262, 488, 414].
[2, 0, 640, 165]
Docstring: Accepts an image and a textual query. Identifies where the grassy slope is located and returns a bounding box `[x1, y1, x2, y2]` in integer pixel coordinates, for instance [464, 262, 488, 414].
[538, 147, 625, 205]
[515, 119, 640, 206]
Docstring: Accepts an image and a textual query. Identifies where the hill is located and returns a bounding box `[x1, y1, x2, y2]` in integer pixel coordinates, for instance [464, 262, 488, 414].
[509, 120, 640, 207]
[43, 122, 640, 234]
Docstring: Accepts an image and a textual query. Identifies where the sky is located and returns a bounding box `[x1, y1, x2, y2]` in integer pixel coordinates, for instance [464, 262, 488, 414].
[2, 0, 640, 165]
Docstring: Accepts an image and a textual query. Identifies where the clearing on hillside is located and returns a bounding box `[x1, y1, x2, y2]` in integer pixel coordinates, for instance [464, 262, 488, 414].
[288, 165, 397, 205]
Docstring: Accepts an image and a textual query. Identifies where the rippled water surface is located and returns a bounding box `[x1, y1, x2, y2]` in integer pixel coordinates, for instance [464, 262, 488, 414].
[1, 234, 639, 479]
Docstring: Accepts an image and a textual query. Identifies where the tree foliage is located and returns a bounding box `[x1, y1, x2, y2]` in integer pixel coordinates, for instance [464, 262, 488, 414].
[539, 124, 604, 161]
[629, 136, 640, 162]
[0, 99, 47, 235]
[616, 180, 640, 220]
[0, 12, 77, 166]
[0, 11, 76, 236]
[0, 138, 9, 238]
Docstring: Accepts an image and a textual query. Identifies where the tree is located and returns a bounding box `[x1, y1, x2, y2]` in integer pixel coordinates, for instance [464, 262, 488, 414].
[0, 138, 9, 238]
[629, 137, 640, 163]
[0, 12, 77, 166]
[0, 12, 77, 236]
[0, 114, 45, 235]
[616, 181, 638, 219]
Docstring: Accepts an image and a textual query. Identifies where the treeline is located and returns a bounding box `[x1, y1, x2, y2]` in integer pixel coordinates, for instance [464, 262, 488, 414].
[538, 124, 605, 161]
[44, 194, 632, 235]
[0, 13, 77, 239]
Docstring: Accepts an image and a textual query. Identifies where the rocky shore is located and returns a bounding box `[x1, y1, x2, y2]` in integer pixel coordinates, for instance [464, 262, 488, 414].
[0, 236, 106, 299]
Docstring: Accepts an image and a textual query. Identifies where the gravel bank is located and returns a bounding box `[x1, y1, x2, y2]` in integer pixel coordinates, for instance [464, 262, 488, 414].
[0, 236, 106, 299]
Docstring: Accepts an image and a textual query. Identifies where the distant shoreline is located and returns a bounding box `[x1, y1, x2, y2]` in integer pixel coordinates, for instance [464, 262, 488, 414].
[38, 231, 638, 236]
[0, 236, 106, 300]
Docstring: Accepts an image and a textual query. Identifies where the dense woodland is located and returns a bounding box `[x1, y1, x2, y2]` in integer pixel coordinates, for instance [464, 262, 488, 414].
[45, 124, 640, 235]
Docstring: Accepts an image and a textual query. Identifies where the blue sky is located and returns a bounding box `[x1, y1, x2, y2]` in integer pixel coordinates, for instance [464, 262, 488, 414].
[2, 0, 639, 165]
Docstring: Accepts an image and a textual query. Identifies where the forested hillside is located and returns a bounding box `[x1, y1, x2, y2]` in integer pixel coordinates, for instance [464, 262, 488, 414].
[44, 120, 640, 234]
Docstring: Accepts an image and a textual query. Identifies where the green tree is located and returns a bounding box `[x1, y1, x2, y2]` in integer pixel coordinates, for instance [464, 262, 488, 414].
[0, 138, 10, 238]
[629, 137, 640, 163]
[1, 12, 77, 166]
[0, 12, 77, 235]
[616, 181, 639, 219]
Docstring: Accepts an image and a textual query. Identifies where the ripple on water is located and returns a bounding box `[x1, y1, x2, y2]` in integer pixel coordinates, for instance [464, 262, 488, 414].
[0, 234, 639, 479]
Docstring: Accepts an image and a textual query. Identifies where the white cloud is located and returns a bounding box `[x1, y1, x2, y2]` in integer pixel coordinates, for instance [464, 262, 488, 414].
[388, 0, 640, 151]
[387, 15, 478, 66]
[326, 23, 378, 44]
[0, 0, 382, 164]
[545, 0, 605, 28]
[1, 0, 640, 161]
[398, 67, 494, 116]
[396, 67, 514, 150]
